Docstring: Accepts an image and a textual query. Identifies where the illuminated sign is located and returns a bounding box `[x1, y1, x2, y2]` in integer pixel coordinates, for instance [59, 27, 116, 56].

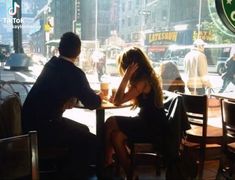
[145, 30, 215, 45]
[215, 0, 235, 33]
[146, 32, 178, 44]
[192, 31, 215, 41]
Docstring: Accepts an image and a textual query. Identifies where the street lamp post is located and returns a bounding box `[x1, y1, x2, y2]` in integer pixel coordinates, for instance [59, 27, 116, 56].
[72, 0, 78, 33]
[12, 0, 23, 54]
[198, 0, 202, 39]
[95, 0, 98, 50]
[138, 0, 151, 46]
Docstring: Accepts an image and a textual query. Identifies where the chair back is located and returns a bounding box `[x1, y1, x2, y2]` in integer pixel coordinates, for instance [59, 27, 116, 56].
[221, 99, 235, 144]
[177, 93, 208, 151]
[1, 80, 30, 104]
[180, 93, 208, 144]
[0, 131, 39, 180]
[0, 93, 22, 138]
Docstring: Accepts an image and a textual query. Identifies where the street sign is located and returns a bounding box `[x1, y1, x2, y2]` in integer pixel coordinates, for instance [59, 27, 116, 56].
[215, 0, 235, 33]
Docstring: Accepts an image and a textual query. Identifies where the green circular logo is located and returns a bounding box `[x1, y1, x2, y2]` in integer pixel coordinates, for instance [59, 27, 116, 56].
[215, 0, 235, 33]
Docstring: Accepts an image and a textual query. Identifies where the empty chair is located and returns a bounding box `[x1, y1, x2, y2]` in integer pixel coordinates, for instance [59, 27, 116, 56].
[217, 99, 235, 179]
[0, 131, 39, 180]
[180, 93, 223, 179]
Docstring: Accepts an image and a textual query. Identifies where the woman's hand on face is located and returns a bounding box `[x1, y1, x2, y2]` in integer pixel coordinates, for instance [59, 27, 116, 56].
[125, 62, 138, 78]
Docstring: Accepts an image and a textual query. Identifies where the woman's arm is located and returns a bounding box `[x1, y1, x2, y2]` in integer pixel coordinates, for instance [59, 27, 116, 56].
[113, 63, 147, 106]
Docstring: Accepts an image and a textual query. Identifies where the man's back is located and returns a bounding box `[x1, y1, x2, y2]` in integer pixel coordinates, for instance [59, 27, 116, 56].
[184, 47, 210, 93]
[22, 56, 101, 132]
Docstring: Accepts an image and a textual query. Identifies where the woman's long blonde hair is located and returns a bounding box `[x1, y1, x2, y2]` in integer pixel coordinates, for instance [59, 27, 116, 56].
[117, 47, 163, 108]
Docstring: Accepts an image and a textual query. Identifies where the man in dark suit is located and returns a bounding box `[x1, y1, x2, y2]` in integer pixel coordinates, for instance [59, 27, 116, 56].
[22, 32, 103, 179]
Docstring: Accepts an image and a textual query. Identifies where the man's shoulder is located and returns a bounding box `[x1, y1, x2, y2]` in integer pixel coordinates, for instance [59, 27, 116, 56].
[184, 50, 194, 58]
[45, 57, 86, 79]
[190, 49, 205, 57]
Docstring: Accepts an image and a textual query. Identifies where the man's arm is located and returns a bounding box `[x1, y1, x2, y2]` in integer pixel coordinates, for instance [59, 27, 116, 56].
[76, 71, 102, 109]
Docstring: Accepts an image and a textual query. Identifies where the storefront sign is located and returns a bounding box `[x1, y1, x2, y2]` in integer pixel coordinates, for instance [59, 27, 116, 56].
[146, 30, 214, 45]
[192, 31, 215, 42]
[146, 32, 178, 44]
[215, 0, 235, 33]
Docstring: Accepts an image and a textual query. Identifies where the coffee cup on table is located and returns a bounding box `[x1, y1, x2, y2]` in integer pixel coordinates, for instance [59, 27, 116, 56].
[111, 88, 117, 97]
[100, 82, 109, 100]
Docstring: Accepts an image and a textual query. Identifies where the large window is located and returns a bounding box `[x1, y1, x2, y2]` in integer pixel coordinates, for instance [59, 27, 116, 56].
[0, 0, 234, 93]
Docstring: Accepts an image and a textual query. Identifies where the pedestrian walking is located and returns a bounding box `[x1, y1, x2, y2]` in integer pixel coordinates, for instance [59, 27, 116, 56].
[218, 53, 235, 93]
[184, 39, 211, 95]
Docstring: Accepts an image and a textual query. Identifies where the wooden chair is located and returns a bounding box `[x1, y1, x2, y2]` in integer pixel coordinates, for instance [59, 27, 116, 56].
[128, 142, 163, 179]
[0, 131, 39, 180]
[38, 146, 68, 179]
[217, 99, 235, 179]
[0, 93, 22, 138]
[0, 89, 67, 179]
[1, 80, 31, 104]
[128, 91, 188, 179]
[180, 93, 223, 179]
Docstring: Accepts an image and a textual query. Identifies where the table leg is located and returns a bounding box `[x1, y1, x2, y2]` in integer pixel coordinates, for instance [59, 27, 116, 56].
[96, 109, 105, 179]
[96, 109, 105, 138]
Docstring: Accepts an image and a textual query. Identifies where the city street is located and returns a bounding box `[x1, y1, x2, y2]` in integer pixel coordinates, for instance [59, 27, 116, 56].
[1, 63, 234, 135]
[1, 0, 234, 179]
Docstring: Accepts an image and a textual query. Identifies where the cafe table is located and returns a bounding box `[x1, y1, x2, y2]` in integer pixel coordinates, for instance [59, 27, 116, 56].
[210, 92, 235, 102]
[75, 100, 132, 175]
[75, 100, 132, 138]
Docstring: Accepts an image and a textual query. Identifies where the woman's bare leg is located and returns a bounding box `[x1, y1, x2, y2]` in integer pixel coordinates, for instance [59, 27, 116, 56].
[104, 116, 120, 166]
[111, 131, 132, 179]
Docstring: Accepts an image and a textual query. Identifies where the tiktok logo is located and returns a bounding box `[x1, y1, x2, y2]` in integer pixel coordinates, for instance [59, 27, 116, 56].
[8, 2, 20, 16]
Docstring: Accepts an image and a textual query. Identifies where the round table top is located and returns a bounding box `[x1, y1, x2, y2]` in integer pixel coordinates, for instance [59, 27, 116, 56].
[75, 100, 132, 110]
[211, 92, 235, 102]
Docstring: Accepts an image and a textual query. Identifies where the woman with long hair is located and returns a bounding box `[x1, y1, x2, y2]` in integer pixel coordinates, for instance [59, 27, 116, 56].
[159, 61, 185, 93]
[104, 47, 167, 179]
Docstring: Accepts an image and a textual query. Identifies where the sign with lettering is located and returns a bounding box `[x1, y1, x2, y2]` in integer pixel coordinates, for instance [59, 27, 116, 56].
[215, 0, 235, 33]
[146, 32, 178, 45]
[192, 31, 215, 42]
